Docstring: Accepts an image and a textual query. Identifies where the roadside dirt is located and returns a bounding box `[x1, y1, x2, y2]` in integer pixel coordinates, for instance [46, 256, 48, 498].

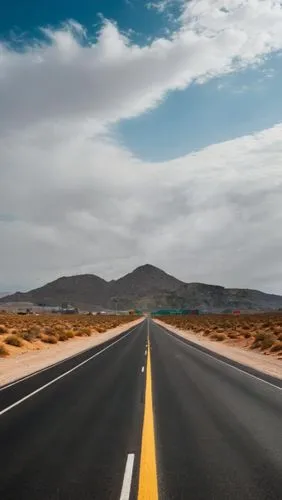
[0, 318, 143, 386]
[154, 319, 282, 380]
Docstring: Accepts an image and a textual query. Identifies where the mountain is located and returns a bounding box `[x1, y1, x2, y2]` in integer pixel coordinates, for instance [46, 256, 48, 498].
[0, 275, 109, 312]
[160, 283, 282, 312]
[1, 264, 282, 312]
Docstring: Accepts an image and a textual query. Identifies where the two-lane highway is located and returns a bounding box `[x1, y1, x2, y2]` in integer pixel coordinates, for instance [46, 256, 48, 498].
[1, 318, 282, 499]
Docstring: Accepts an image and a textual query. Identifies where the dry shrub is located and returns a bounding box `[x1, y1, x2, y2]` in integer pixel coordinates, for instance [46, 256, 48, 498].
[5, 334, 23, 347]
[0, 324, 7, 334]
[76, 327, 92, 337]
[41, 334, 58, 344]
[261, 321, 271, 329]
[44, 326, 53, 336]
[54, 329, 75, 341]
[243, 331, 252, 338]
[0, 343, 9, 356]
[28, 325, 41, 337]
[94, 326, 106, 333]
[20, 325, 41, 341]
[240, 324, 250, 330]
[20, 330, 34, 341]
[228, 331, 239, 339]
[211, 332, 226, 341]
[203, 329, 211, 336]
[270, 341, 282, 353]
[253, 331, 276, 350]
[57, 330, 71, 341]
[20, 331, 31, 341]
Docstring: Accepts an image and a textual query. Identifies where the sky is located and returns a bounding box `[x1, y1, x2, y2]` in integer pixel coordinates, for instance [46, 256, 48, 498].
[0, 0, 282, 294]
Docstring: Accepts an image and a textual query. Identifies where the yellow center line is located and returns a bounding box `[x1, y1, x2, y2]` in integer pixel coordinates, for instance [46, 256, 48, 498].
[138, 334, 159, 500]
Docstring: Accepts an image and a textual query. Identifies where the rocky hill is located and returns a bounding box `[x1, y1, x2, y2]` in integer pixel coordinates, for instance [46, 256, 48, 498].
[0, 275, 109, 312]
[1, 264, 282, 312]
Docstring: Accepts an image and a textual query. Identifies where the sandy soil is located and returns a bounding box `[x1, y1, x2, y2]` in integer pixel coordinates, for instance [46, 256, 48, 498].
[154, 319, 282, 380]
[0, 318, 143, 387]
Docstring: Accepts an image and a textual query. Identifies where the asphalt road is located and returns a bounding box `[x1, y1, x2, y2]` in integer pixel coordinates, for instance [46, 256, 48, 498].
[150, 320, 282, 500]
[0, 318, 282, 499]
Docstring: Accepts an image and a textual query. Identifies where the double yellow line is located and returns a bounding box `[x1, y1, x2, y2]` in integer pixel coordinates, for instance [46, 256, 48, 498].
[138, 334, 159, 499]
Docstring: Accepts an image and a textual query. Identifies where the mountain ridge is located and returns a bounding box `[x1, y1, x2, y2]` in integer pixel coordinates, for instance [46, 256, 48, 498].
[1, 264, 282, 312]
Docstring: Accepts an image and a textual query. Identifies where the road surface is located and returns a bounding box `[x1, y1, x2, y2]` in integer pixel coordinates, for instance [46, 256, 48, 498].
[0, 319, 281, 499]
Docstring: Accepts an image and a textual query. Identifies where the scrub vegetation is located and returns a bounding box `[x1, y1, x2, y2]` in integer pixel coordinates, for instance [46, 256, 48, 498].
[0, 313, 138, 356]
[157, 313, 282, 357]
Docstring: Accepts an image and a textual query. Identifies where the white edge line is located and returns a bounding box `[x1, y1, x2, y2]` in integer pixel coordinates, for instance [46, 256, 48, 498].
[141, 366, 144, 373]
[0, 321, 143, 391]
[0, 324, 141, 417]
[119, 453, 135, 500]
[145, 350, 147, 355]
[156, 322, 282, 391]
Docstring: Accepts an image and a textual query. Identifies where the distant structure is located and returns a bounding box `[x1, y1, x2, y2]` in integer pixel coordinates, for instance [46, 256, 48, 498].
[0, 301, 79, 314]
[151, 308, 200, 316]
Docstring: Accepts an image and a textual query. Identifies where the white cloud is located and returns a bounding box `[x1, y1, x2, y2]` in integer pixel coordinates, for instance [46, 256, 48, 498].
[1, 119, 282, 293]
[1, 2, 282, 293]
[146, 1, 175, 12]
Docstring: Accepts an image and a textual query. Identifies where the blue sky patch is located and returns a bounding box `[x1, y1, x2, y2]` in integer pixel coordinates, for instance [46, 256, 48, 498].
[116, 52, 282, 161]
[0, 0, 175, 46]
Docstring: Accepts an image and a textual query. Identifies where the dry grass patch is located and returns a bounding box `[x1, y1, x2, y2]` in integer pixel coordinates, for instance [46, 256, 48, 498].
[0, 324, 7, 334]
[57, 330, 75, 341]
[5, 334, 23, 347]
[202, 328, 211, 336]
[40, 334, 58, 344]
[65, 330, 75, 339]
[210, 332, 226, 341]
[252, 331, 276, 350]
[20, 330, 35, 342]
[20, 325, 42, 342]
[75, 327, 92, 337]
[270, 341, 282, 353]
[227, 333, 239, 340]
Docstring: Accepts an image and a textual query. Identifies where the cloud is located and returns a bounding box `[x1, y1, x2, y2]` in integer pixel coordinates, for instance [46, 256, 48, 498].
[1, 117, 282, 293]
[146, 1, 175, 12]
[1, 2, 282, 293]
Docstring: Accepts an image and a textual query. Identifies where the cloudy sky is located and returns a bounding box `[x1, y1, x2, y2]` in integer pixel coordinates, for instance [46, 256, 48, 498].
[1, 0, 282, 294]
